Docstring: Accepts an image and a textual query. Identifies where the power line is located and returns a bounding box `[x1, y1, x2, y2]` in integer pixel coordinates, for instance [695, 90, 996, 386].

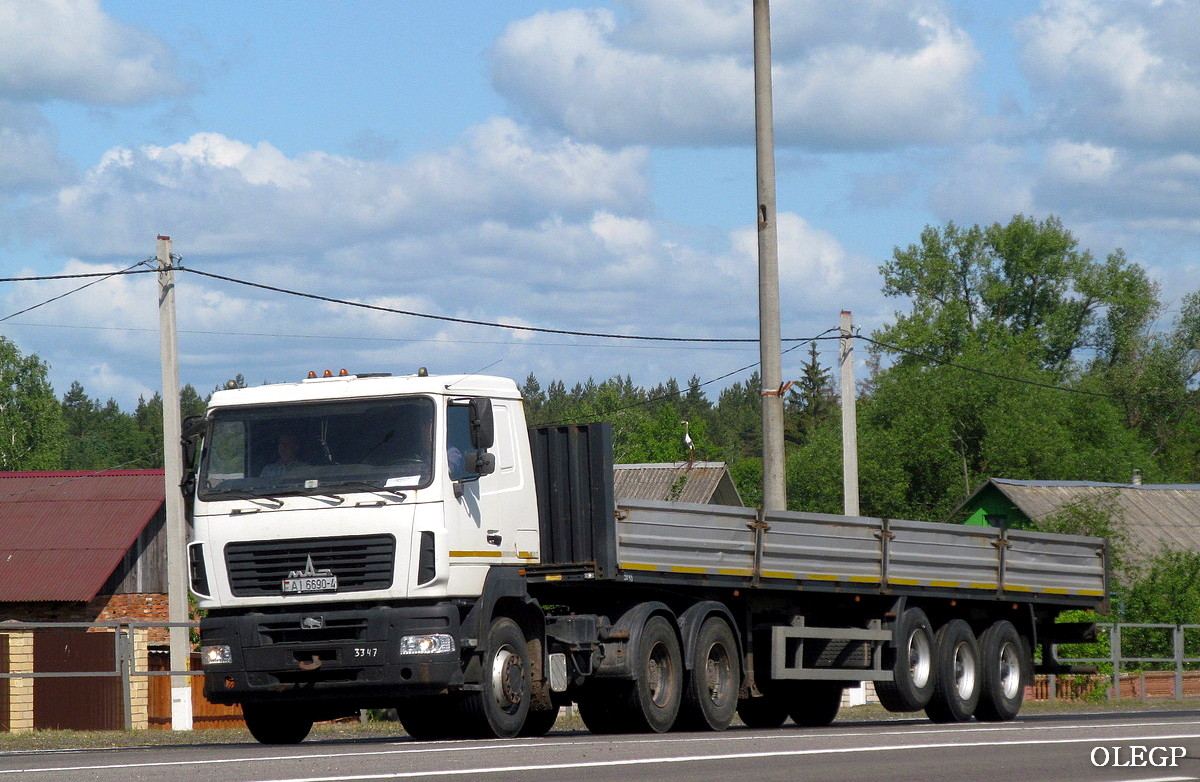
[0, 260, 153, 323]
[179, 265, 809, 344]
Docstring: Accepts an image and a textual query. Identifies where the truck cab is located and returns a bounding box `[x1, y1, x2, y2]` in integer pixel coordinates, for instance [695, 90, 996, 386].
[188, 371, 542, 739]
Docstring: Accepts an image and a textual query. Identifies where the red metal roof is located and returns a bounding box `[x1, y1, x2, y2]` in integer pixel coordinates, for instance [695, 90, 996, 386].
[0, 471, 165, 602]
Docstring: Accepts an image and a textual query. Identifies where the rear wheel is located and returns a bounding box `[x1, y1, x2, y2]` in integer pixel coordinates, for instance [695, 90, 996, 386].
[242, 703, 313, 745]
[876, 607, 935, 713]
[622, 615, 683, 733]
[678, 617, 740, 731]
[925, 619, 981, 723]
[975, 621, 1025, 722]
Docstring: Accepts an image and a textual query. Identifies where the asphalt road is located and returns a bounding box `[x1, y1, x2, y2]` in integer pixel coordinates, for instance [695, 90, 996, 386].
[3, 712, 1200, 782]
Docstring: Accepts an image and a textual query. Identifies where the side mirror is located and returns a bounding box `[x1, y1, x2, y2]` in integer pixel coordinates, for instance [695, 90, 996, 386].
[468, 398, 494, 449]
[181, 415, 206, 468]
[470, 451, 496, 476]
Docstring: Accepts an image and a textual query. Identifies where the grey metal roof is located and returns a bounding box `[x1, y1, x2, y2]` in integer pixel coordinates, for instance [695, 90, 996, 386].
[614, 462, 743, 506]
[986, 478, 1200, 563]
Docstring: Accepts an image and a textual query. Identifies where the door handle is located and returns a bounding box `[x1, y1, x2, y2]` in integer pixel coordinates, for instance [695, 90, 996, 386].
[486, 530, 502, 546]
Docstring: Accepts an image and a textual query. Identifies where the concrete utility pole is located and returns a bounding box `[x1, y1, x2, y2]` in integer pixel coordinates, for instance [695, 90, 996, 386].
[157, 235, 193, 730]
[839, 310, 859, 516]
[754, 0, 786, 512]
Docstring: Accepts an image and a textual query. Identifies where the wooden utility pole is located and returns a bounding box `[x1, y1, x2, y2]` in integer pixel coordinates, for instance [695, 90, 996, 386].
[754, 0, 786, 512]
[158, 235, 193, 730]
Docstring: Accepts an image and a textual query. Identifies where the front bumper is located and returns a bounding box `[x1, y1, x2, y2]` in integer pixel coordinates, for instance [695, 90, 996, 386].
[200, 603, 464, 706]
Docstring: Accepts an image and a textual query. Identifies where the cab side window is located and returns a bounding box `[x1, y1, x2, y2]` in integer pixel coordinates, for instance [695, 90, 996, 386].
[446, 405, 473, 480]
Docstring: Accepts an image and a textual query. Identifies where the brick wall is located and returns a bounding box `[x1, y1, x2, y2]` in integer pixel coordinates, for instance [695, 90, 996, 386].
[0, 594, 169, 644]
[0, 630, 32, 733]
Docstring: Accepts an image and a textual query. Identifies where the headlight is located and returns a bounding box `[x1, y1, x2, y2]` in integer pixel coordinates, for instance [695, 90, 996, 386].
[399, 634, 455, 655]
[201, 645, 233, 665]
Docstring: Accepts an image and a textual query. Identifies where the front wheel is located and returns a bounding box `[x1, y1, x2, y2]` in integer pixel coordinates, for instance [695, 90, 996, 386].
[463, 617, 531, 738]
[242, 703, 313, 745]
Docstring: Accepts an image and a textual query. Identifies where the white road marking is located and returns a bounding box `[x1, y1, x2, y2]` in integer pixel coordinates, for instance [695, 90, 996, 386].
[3, 731, 1198, 779]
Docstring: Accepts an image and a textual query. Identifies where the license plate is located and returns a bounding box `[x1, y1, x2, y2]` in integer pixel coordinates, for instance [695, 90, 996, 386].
[282, 575, 338, 594]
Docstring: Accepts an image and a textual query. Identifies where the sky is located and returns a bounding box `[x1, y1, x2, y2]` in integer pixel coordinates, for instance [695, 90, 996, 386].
[2, 0, 1199, 410]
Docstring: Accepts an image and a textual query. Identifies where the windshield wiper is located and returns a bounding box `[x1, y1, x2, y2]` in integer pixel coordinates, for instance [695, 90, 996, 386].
[322, 481, 408, 500]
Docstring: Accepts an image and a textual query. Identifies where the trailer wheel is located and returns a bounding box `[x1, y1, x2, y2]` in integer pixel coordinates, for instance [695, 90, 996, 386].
[975, 621, 1024, 722]
[396, 696, 462, 740]
[736, 693, 788, 728]
[924, 619, 981, 723]
[242, 703, 313, 745]
[677, 617, 740, 731]
[785, 681, 843, 727]
[622, 615, 683, 733]
[876, 607, 935, 712]
[463, 617, 531, 738]
[519, 706, 560, 737]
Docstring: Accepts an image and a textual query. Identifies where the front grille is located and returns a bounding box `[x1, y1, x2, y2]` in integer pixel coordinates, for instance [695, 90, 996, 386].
[225, 534, 396, 597]
[256, 616, 370, 645]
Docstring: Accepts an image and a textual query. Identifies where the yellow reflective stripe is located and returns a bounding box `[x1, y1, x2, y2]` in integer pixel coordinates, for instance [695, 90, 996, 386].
[1005, 585, 1034, 592]
[929, 580, 959, 588]
[449, 550, 503, 558]
[889, 577, 920, 586]
[543, 574, 562, 582]
[669, 566, 706, 574]
[761, 570, 794, 579]
[969, 583, 997, 590]
[848, 576, 880, 584]
[717, 568, 753, 577]
[621, 562, 659, 571]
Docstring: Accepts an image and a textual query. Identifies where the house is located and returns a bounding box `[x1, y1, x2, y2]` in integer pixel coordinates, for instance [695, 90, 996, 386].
[614, 462, 743, 506]
[957, 477, 1200, 564]
[0, 470, 168, 629]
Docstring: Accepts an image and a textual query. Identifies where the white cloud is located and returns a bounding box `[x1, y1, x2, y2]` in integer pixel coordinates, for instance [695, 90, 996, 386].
[0, 0, 186, 105]
[1043, 141, 1117, 186]
[928, 143, 1036, 224]
[0, 101, 71, 191]
[30, 120, 649, 256]
[1018, 0, 1200, 146]
[491, 1, 978, 148]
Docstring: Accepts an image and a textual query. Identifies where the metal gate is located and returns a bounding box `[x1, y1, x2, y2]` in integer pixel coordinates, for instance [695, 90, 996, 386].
[33, 629, 122, 731]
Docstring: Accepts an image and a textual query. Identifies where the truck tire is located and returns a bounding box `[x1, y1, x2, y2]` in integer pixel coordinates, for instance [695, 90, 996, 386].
[876, 607, 935, 712]
[621, 615, 683, 733]
[736, 694, 788, 729]
[463, 617, 531, 738]
[242, 703, 313, 745]
[924, 619, 981, 723]
[677, 617, 740, 731]
[396, 696, 462, 740]
[785, 681, 843, 727]
[974, 621, 1024, 722]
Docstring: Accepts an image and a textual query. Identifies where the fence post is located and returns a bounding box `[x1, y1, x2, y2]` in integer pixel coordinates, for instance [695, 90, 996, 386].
[1047, 672, 1056, 703]
[1175, 625, 1184, 701]
[1110, 623, 1121, 701]
[118, 626, 133, 731]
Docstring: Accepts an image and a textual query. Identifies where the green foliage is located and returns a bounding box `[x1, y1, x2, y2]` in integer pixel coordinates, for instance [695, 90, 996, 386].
[0, 337, 65, 470]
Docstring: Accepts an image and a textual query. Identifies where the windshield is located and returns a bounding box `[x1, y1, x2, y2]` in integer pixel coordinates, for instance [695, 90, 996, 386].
[197, 396, 435, 499]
